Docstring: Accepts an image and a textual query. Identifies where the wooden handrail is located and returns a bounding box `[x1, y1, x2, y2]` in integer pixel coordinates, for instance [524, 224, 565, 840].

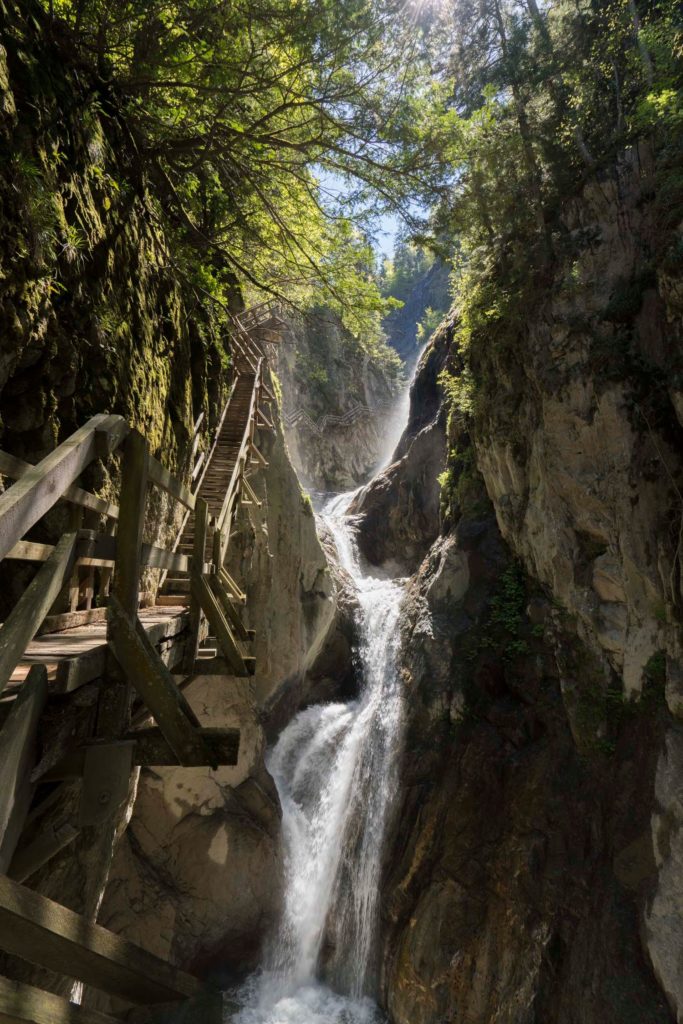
[0, 415, 128, 562]
[216, 359, 263, 540]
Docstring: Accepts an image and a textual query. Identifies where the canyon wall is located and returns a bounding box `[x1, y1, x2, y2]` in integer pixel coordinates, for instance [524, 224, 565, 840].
[275, 307, 402, 491]
[366, 142, 683, 1023]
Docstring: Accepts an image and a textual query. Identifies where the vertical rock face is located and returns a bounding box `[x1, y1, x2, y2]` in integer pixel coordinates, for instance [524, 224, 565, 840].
[372, 143, 683, 1023]
[274, 307, 402, 491]
[227, 406, 340, 712]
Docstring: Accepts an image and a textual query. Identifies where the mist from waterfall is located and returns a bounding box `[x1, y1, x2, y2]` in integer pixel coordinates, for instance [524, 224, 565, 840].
[233, 465, 408, 1024]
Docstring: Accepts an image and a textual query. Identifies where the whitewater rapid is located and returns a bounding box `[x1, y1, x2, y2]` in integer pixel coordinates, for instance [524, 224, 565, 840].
[233, 490, 406, 1024]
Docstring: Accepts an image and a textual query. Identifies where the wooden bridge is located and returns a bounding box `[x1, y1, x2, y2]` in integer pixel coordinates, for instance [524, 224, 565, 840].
[0, 303, 285, 1023]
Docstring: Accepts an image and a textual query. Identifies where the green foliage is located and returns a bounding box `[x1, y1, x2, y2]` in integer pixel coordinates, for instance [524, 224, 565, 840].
[39, 0, 440, 335]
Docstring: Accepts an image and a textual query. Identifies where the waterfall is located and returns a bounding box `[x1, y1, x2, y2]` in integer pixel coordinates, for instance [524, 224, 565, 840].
[234, 490, 406, 1024]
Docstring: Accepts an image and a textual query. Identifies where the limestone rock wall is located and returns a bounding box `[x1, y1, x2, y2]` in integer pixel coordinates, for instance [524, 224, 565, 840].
[275, 307, 401, 491]
[372, 141, 683, 1024]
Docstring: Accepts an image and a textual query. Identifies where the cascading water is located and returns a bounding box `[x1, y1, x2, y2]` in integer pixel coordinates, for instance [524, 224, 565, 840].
[234, 489, 406, 1024]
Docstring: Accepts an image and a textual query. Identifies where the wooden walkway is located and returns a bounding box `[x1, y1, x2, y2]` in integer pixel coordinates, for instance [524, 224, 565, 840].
[0, 304, 283, 1023]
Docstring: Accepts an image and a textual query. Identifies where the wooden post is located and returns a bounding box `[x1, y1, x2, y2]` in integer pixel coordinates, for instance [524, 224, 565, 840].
[107, 595, 212, 766]
[0, 534, 77, 695]
[111, 430, 148, 619]
[0, 665, 49, 872]
[192, 575, 252, 676]
[182, 497, 207, 674]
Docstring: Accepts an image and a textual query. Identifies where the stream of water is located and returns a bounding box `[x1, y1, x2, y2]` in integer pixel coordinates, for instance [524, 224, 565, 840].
[233, 488, 406, 1024]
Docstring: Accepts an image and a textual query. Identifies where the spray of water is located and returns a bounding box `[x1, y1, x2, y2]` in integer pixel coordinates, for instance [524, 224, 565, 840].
[233, 489, 406, 1024]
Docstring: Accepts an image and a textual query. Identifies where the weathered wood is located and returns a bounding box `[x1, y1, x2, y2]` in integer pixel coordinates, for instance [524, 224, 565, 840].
[219, 567, 247, 605]
[111, 430, 148, 617]
[192, 575, 251, 676]
[147, 454, 196, 512]
[0, 416, 112, 562]
[249, 443, 268, 468]
[183, 498, 208, 674]
[107, 595, 210, 765]
[0, 974, 121, 1024]
[93, 415, 130, 459]
[88, 535, 192, 574]
[0, 666, 49, 873]
[0, 875, 202, 1004]
[4, 541, 54, 562]
[39, 609, 108, 636]
[8, 821, 80, 883]
[0, 451, 120, 522]
[208, 575, 252, 642]
[0, 534, 77, 696]
[241, 476, 262, 508]
[79, 741, 136, 828]
[41, 728, 239, 780]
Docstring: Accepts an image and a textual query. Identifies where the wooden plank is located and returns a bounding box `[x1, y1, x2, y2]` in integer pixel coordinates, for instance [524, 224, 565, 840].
[8, 821, 80, 883]
[0, 416, 111, 562]
[0, 452, 120, 521]
[0, 534, 77, 696]
[4, 541, 54, 562]
[249, 443, 268, 468]
[38, 609, 107, 636]
[192, 575, 251, 676]
[183, 498, 207, 674]
[0, 666, 48, 873]
[107, 595, 210, 766]
[0, 974, 121, 1024]
[0, 875, 202, 1004]
[147, 455, 195, 512]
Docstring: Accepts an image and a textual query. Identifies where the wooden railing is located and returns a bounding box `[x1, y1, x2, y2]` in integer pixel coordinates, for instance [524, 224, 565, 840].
[0, 297, 285, 1022]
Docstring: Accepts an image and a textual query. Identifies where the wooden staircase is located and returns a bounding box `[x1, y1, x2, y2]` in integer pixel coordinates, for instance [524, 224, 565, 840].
[0, 303, 282, 1024]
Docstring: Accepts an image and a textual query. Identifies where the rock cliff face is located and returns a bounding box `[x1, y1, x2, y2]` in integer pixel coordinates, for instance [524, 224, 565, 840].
[368, 142, 683, 1023]
[275, 307, 401, 491]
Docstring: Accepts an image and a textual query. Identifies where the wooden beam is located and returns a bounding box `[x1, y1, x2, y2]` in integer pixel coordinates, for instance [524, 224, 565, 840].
[0, 452, 120, 522]
[0, 416, 113, 562]
[241, 476, 262, 508]
[208, 575, 252, 642]
[146, 455, 195, 512]
[107, 595, 211, 766]
[0, 666, 48, 873]
[249, 443, 268, 468]
[40, 728, 240, 781]
[0, 875, 202, 1004]
[0, 974, 121, 1024]
[192, 575, 252, 676]
[218, 568, 247, 605]
[79, 741, 135, 828]
[94, 415, 130, 459]
[0, 534, 77, 696]
[8, 821, 80, 883]
[183, 498, 207, 674]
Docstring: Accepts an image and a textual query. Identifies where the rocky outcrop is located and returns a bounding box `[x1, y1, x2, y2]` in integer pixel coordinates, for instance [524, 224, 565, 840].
[275, 307, 401, 490]
[370, 141, 683, 1024]
[350, 330, 449, 573]
[89, 677, 280, 996]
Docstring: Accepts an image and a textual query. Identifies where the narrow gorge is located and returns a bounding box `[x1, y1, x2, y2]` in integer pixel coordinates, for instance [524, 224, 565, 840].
[0, 1, 681, 1024]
